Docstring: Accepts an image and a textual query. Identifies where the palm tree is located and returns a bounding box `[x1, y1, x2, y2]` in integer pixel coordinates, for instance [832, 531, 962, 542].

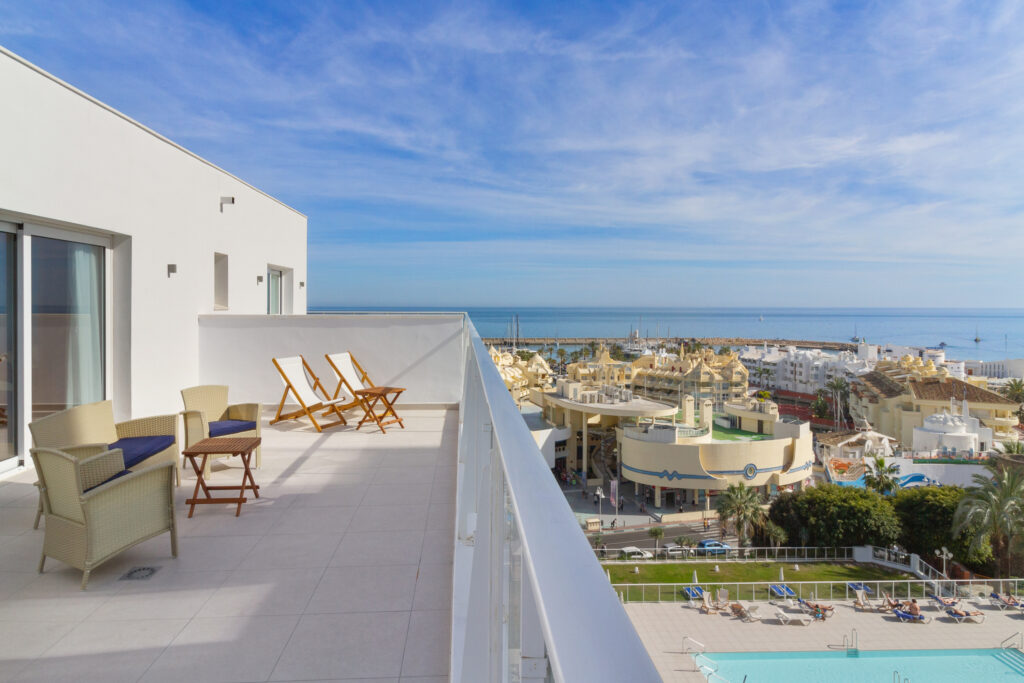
[715, 483, 765, 546]
[863, 454, 901, 495]
[825, 377, 849, 430]
[556, 348, 566, 370]
[1001, 379, 1024, 421]
[648, 526, 665, 554]
[763, 520, 787, 548]
[954, 461, 1024, 577]
[1001, 440, 1024, 456]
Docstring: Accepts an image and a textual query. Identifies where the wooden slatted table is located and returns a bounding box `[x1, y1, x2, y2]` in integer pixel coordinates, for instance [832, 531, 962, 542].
[182, 436, 261, 517]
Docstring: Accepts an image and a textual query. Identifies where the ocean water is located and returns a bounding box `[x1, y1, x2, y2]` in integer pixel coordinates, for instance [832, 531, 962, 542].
[310, 306, 1024, 362]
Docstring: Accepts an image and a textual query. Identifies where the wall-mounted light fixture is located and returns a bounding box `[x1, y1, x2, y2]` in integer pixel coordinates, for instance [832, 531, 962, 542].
[299, 281, 305, 288]
[256, 275, 264, 284]
[220, 196, 235, 213]
[167, 264, 177, 278]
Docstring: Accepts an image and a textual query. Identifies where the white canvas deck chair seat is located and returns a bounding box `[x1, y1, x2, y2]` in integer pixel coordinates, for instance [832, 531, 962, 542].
[325, 352, 406, 433]
[270, 356, 348, 432]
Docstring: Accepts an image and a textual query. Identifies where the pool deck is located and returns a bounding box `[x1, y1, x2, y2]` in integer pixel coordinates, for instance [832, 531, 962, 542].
[626, 598, 1024, 682]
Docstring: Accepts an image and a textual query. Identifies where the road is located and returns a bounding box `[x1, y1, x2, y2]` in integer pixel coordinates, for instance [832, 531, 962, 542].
[592, 521, 738, 551]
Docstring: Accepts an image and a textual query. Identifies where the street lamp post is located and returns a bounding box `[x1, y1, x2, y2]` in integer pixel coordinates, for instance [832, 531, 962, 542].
[935, 546, 953, 577]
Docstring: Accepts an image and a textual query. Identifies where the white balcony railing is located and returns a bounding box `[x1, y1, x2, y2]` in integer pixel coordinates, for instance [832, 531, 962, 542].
[195, 312, 661, 682]
[454, 319, 660, 682]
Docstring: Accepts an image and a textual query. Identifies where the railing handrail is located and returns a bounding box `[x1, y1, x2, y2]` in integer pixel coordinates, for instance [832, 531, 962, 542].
[1000, 631, 1023, 649]
[463, 321, 660, 682]
[682, 635, 705, 654]
[612, 577, 1024, 606]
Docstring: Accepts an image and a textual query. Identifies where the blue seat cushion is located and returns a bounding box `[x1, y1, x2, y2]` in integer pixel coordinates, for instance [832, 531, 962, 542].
[108, 435, 176, 469]
[209, 419, 257, 438]
[83, 468, 131, 493]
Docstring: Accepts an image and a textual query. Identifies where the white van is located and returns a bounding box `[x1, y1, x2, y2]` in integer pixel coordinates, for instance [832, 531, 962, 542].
[620, 546, 653, 560]
[661, 542, 686, 558]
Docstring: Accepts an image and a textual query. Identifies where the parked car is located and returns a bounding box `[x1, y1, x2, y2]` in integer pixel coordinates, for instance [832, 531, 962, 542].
[661, 542, 687, 558]
[695, 540, 731, 555]
[619, 546, 653, 560]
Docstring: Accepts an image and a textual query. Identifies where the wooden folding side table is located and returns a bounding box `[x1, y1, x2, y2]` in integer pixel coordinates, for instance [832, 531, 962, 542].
[182, 436, 261, 517]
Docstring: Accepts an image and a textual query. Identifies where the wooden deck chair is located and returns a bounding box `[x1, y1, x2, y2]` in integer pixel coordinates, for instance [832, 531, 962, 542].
[270, 356, 348, 432]
[324, 352, 406, 433]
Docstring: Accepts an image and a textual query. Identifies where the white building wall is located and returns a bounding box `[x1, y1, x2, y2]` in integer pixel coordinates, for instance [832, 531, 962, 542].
[0, 49, 307, 421]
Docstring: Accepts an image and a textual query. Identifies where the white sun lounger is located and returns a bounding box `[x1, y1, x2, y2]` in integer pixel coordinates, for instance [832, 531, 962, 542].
[776, 610, 813, 626]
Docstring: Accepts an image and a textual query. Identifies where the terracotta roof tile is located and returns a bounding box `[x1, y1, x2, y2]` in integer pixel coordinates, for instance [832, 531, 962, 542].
[908, 377, 1017, 405]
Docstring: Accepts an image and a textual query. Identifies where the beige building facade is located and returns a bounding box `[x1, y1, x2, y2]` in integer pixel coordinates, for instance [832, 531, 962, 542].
[850, 370, 1019, 446]
[631, 347, 748, 410]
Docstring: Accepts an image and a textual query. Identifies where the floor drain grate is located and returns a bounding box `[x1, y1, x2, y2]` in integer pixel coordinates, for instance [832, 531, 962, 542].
[119, 566, 161, 581]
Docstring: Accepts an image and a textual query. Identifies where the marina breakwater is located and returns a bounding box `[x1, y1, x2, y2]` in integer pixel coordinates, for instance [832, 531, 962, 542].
[481, 336, 858, 352]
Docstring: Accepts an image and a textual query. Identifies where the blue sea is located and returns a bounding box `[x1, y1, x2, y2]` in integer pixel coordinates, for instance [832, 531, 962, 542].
[310, 306, 1024, 362]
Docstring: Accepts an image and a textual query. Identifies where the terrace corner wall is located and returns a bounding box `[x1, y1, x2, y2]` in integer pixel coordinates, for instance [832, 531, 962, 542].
[197, 313, 466, 407]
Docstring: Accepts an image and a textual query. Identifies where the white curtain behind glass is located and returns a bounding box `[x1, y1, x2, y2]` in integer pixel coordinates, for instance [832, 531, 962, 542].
[65, 243, 103, 405]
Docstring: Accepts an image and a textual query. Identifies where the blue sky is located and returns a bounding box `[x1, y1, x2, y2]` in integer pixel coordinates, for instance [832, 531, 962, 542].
[3, 1, 1024, 308]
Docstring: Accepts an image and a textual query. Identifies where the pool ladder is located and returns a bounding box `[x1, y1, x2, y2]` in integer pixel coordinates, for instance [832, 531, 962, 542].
[1001, 631, 1023, 651]
[893, 672, 909, 683]
[827, 628, 859, 656]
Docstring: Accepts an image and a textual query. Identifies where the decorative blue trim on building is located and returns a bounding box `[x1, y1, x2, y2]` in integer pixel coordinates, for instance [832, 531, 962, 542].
[621, 464, 715, 480]
[623, 459, 816, 482]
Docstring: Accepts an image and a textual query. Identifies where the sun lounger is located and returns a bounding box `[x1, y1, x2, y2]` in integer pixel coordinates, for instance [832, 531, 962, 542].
[854, 588, 877, 612]
[893, 609, 931, 623]
[989, 593, 1021, 610]
[880, 593, 901, 612]
[729, 602, 762, 622]
[715, 588, 730, 609]
[946, 608, 985, 624]
[776, 610, 812, 626]
[270, 356, 349, 432]
[928, 593, 960, 611]
[848, 582, 873, 594]
[797, 597, 833, 619]
[700, 591, 718, 614]
[683, 585, 704, 608]
[739, 604, 762, 623]
[770, 583, 797, 607]
[325, 352, 405, 433]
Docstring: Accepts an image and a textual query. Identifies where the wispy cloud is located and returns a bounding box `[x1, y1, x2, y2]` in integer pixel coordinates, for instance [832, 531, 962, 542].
[3, 0, 1024, 306]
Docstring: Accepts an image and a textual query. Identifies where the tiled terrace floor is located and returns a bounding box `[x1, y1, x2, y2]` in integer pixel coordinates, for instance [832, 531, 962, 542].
[627, 598, 1024, 682]
[0, 408, 456, 683]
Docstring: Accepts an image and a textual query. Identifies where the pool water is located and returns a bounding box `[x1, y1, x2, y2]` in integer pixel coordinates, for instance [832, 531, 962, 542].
[705, 648, 1024, 681]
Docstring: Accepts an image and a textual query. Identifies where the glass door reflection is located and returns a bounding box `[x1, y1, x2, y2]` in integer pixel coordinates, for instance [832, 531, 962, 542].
[31, 236, 105, 419]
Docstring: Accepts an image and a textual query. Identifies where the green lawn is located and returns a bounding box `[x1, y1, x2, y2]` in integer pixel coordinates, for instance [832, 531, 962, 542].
[604, 562, 916, 602]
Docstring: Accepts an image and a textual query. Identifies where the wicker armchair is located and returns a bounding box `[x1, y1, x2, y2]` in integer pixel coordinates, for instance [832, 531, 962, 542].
[29, 400, 181, 528]
[31, 446, 178, 589]
[181, 385, 261, 477]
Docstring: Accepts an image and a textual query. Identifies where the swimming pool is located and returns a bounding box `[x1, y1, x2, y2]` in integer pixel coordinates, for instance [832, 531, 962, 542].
[702, 648, 1024, 681]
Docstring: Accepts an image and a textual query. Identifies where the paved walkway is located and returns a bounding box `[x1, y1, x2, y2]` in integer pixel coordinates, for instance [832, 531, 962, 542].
[626, 598, 1024, 682]
[0, 408, 456, 683]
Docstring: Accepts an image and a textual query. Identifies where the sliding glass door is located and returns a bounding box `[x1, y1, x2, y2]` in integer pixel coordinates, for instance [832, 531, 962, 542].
[31, 236, 105, 419]
[0, 233, 15, 463]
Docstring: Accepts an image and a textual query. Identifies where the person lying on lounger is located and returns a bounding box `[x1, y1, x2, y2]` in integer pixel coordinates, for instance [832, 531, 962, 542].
[931, 594, 958, 606]
[881, 593, 901, 610]
[949, 607, 984, 618]
[1000, 594, 1021, 606]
